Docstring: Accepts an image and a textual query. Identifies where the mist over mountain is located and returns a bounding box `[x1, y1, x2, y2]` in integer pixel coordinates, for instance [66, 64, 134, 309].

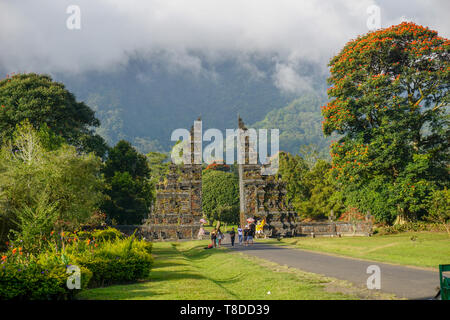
[50, 55, 329, 154]
[253, 92, 334, 157]
[2, 0, 448, 155]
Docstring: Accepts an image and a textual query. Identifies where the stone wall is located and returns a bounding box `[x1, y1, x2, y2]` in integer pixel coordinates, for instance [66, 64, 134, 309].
[135, 117, 372, 241]
[141, 121, 203, 240]
[236, 117, 372, 238]
[238, 117, 298, 237]
[296, 221, 372, 237]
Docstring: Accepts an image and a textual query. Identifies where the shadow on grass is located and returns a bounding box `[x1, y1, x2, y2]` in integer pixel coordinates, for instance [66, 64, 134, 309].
[81, 241, 256, 300]
[152, 261, 186, 269]
[149, 269, 206, 282]
[79, 284, 167, 300]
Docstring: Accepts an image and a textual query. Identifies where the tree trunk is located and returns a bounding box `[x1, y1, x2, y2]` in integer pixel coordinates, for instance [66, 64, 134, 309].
[394, 207, 408, 225]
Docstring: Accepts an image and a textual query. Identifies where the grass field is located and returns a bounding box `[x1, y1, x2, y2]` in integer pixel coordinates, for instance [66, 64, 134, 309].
[78, 240, 394, 300]
[203, 224, 238, 233]
[267, 232, 450, 269]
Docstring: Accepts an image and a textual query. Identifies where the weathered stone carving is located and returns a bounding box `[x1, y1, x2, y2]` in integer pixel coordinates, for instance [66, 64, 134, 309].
[141, 120, 203, 240]
[137, 116, 371, 241]
[237, 117, 298, 237]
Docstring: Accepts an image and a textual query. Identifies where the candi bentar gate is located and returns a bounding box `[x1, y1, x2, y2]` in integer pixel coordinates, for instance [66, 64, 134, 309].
[141, 117, 298, 240]
[139, 117, 372, 240]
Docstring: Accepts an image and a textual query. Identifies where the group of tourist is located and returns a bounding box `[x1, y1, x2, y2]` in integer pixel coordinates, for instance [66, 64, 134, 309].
[209, 228, 224, 247]
[209, 224, 256, 248]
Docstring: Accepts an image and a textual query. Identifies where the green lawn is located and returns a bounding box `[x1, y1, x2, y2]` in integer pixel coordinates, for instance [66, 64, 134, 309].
[203, 224, 238, 233]
[266, 232, 450, 269]
[78, 240, 393, 300]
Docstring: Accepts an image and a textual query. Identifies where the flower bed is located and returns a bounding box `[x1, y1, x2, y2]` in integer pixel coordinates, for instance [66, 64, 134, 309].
[0, 228, 152, 300]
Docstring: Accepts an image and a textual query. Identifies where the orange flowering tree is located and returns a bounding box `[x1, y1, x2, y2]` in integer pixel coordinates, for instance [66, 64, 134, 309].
[204, 160, 231, 172]
[322, 22, 449, 224]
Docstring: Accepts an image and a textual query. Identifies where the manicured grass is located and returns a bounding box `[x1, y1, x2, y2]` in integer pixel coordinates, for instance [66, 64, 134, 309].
[266, 232, 450, 269]
[203, 224, 238, 233]
[78, 240, 391, 300]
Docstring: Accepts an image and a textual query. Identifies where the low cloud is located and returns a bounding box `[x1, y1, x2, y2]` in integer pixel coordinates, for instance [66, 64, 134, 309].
[0, 0, 448, 90]
[273, 63, 313, 94]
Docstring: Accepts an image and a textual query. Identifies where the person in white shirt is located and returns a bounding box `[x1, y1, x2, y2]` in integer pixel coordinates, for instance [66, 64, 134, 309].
[197, 226, 205, 240]
[237, 227, 243, 245]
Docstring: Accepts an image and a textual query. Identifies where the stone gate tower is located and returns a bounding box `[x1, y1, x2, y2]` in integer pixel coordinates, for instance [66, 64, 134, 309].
[142, 120, 203, 240]
[237, 117, 298, 237]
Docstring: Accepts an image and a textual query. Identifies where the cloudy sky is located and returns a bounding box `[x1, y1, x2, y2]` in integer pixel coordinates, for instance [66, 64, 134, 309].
[0, 0, 448, 92]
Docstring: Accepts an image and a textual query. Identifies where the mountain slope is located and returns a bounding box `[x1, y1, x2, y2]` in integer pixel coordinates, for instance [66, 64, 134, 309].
[2, 57, 329, 155]
[56, 57, 298, 152]
[253, 93, 333, 157]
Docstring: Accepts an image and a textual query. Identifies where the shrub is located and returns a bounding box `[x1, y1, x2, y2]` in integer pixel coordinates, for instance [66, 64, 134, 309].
[373, 222, 447, 235]
[0, 253, 92, 300]
[0, 263, 68, 300]
[74, 236, 153, 287]
[92, 227, 124, 242]
[338, 207, 366, 222]
[0, 231, 151, 299]
[427, 188, 450, 235]
[75, 227, 124, 242]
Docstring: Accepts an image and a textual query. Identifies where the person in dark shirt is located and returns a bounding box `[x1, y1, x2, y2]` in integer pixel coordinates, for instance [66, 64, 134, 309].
[247, 224, 255, 245]
[210, 230, 217, 248]
[243, 227, 249, 246]
[229, 228, 236, 247]
[250, 222, 256, 234]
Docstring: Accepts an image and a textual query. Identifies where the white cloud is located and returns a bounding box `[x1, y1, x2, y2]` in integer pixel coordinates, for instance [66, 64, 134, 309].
[0, 0, 448, 90]
[273, 63, 312, 94]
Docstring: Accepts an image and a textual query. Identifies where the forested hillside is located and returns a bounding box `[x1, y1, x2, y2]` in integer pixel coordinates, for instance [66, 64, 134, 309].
[45, 57, 328, 154]
[253, 92, 334, 156]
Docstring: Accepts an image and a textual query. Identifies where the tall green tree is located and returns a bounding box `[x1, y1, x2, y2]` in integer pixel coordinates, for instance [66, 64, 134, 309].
[298, 160, 345, 219]
[102, 140, 153, 225]
[146, 151, 169, 182]
[146, 151, 170, 200]
[278, 152, 309, 211]
[202, 170, 240, 224]
[322, 22, 449, 224]
[0, 121, 105, 249]
[0, 73, 108, 157]
[427, 188, 450, 235]
[279, 153, 343, 220]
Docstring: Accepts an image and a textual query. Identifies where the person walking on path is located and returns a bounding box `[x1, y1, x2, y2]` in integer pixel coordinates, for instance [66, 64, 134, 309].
[243, 226, 249, 246]
[237, 226, 243, 245]
[217, 228, 222, 247]
[229, 228, 236, 247]
[248, 224, 255, 245]
[197, 226, 205, 240]
[211, 229, 217, 248]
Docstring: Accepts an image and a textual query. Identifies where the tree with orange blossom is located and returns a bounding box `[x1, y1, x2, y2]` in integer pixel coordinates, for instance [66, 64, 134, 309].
[322, 22, 449, 224]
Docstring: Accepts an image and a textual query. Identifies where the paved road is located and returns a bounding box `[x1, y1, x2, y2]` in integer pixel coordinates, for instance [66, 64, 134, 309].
[222, 240, 440, 300]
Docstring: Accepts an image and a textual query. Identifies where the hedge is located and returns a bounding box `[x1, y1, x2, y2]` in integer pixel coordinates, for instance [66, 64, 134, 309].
[0, 228, 152, 300]
[373, 222, 447, 235]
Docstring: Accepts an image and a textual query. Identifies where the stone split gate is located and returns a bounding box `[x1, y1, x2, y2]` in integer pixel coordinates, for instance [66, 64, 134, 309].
[139, 117, 371, 240]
